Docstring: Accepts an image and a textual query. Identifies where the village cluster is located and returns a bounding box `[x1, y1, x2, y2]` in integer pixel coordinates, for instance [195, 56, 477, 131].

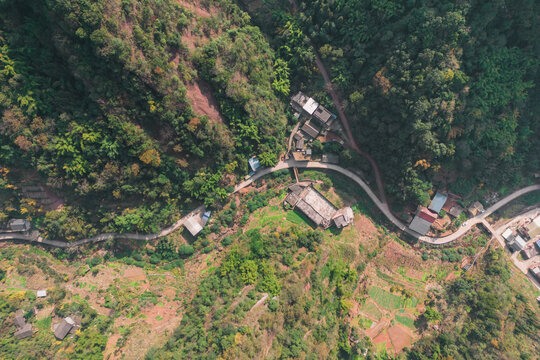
[12, 290, 81, 341]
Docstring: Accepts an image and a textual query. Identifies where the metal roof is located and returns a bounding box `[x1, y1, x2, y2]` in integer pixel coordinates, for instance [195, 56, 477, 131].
[417, 207, 437, 223]
[502, 228, 513, 240]
[312, 105, 335, 125]
[303, 97, 319, 115]
[248, 157, 261, 172]
[184, 217, 203, 236]
[428, 192, 448, 213]
[54, 319, 74, 340]
[409, 216, 432, 235]
[514, 235, 527, 250]
[301, 121, 320, 139]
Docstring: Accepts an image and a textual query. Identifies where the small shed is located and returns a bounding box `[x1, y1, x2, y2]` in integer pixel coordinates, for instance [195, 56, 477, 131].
[428, 192, 448, 214]
[7, 219, 31, 232]
[467, 201, 484, 216]
[37, 290, 47, 298]
[448, 205, 464, 218]
[248, 157, 261, 172]
[54, 317, 76, 340]
[530, 267, 540, 282]
[295, 138, 305, 151]
[332, 207, 354, 228]
[15, 324, 32, 339]
[14, 310, 26, 328]
[502, 228, 513, 241]
[521, 247, 537, 260]
[184, 217, 203, 237]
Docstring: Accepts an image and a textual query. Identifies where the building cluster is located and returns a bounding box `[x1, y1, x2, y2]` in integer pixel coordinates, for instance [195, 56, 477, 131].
[409, 192, 484, 236]
[409, 192, 449, 235]
[502, 228, 528, 252]
[284, 184, 353, 229]
[290, 92, 337, 161]
[12, 290, 81, 341]
[506, 214, 540, 260]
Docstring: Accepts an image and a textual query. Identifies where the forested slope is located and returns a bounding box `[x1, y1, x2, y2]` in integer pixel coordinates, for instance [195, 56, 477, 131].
[249, 0, 540, 204]
[0, 0, 288, 238]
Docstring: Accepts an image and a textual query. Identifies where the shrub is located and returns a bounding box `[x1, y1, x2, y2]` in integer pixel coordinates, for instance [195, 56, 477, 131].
[178, 244, 194, 257]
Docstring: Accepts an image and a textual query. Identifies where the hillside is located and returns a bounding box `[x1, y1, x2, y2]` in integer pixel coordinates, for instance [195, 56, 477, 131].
[0, 0, 287, 238]
[1, 0, 539, 359]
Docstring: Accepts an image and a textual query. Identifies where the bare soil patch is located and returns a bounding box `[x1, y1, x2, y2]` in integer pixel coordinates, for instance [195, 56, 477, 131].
[381, 241, 421, 269]
[354, 213, 379, 237]
[387, 324, 413, 354]
[372, 328, 392, 352]
[176, 0, 212, 17]
[185, 80, 224, 124]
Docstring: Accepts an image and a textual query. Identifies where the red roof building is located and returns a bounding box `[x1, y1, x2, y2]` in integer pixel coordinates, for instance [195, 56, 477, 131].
[417, 207, 438, 223]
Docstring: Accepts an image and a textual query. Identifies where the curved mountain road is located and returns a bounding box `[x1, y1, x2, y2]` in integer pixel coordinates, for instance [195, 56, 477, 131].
[1, 159, 539, 248]
[235, 160, 540, 244]
[0, 205, 205, 248]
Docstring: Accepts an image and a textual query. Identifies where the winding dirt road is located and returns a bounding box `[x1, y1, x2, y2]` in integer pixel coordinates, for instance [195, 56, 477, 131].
[313, 52, 387, 204]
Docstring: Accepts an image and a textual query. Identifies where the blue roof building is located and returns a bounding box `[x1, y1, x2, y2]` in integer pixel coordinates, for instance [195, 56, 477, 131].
[248, 157, 261, 172]
[428, 192, 448, 214]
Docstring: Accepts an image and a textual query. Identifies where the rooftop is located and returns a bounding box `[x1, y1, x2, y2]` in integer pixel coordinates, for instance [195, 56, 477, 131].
[312, 105, 335, 125]
[284, 185, 352, 229]
[15, 324, 32, 339]
[303, 98, 319, 115]
[502, 228, 513, 240]
[54, 318, 75, 340]
[184, 217, 203, 236]
[428, 192, 448, 214]
[417, 207, 437, 223]
[409, 215, 432, 235]
[301, 121, 320, 139]
[248, 157, 261, 172]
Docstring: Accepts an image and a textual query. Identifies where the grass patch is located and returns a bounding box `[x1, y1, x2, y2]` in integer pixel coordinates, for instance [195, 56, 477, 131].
[395, 314, 415, 328]
[361, 301, 383, 320]
[369, 286, 419, 310]
[35, 316, 52, 331]
[376, 269, 405, 287]
[401, 296, 419, 308]
[286, 210, 314, 227]
[155, 315, 163, 321]
[260, 214, 285, 227]
[368, 286, 402, 310]
[353, 315, 373, 329]
[375, 339, 387, 353]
